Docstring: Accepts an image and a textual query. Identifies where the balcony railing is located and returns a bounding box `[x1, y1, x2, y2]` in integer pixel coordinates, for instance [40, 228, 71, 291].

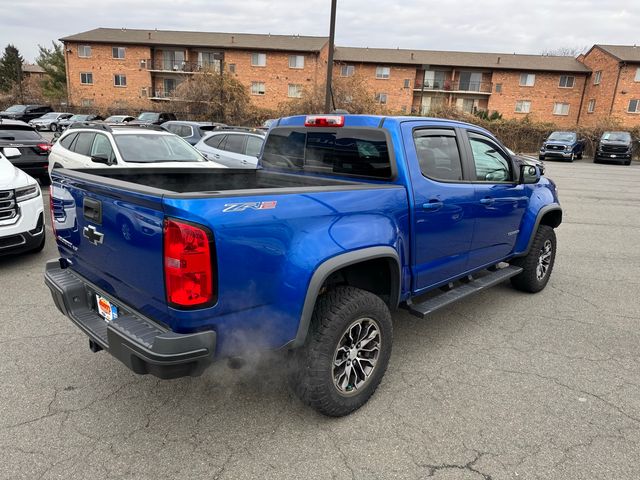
[414, 80, 492, 93]
[150, 88, 177, 100]
[145, 59, 221, 73]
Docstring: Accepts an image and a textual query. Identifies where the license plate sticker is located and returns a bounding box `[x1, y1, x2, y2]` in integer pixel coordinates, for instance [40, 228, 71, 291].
[96, 294, 118, 322]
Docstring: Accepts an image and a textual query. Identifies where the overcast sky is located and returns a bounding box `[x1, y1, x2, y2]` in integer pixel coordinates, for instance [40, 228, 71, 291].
[2, 0, 638, 62]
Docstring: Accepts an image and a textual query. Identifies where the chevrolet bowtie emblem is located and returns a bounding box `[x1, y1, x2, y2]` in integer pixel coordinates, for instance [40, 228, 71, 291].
[83, 225, 104, 246]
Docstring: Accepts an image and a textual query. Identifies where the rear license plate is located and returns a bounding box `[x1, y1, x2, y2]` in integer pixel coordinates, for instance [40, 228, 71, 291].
[96, 294, 118, 322]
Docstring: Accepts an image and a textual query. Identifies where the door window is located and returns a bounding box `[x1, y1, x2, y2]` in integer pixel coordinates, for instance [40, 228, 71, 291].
[72, 133, 97, 156]
[224, 134, 246, 154]
[468, 133, 513, 182]
[205, 134, 226, 149]
[90, 134, 115, 162]
[413, 129, 464, 182]
[245, 136, 263, 157]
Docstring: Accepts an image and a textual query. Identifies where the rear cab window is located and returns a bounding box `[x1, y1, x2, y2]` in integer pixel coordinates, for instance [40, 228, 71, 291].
[262, 127, 392, 179]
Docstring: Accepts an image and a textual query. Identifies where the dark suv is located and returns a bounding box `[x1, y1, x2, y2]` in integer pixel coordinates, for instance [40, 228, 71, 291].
[130, 112, 177, 125]
[0, 105, 53, 122]
[594, 131, 634, 165]
[0, 119, 51, 184]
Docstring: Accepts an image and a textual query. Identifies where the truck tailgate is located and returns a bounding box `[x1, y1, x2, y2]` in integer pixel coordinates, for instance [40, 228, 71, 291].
[50, 173, 170, 325]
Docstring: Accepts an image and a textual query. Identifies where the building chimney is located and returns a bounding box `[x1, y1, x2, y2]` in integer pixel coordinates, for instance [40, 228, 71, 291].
[148, 32, 152, 39]
[497, 56, 501, 64]
[411, 52, 414, 60]
[231, 35, 235, 44]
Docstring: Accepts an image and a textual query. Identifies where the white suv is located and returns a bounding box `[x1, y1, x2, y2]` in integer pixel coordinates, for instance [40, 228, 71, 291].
[0, 147, 45, 255]
[49, 124, 226, 172]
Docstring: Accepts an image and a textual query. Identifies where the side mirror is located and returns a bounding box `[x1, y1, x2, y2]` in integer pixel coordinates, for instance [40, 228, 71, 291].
[519, 164, 541, 184]
[91, 155, 115, 166]
[2, 147, 21, 159]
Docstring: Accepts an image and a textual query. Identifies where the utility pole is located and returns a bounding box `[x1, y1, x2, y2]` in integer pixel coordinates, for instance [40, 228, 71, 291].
[324, 0, 337, 113]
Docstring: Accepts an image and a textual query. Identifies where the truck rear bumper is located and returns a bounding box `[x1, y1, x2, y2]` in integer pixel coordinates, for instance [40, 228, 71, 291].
[44, 259, 216, 379]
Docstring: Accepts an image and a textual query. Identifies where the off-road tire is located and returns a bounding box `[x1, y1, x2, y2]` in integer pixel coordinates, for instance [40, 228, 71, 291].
[289, 286, 393, 417]
[510, 225, 556, 293]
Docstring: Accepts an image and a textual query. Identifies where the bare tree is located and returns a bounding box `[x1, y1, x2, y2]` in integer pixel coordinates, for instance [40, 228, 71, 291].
[541, 46, 588, 57]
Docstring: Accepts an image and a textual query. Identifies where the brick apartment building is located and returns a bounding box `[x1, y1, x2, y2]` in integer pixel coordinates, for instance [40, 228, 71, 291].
[60, 28, 640, 128]
[578, 45, 640, 127]
[61, 28, 329, 111]
[333, 47, 589, 126]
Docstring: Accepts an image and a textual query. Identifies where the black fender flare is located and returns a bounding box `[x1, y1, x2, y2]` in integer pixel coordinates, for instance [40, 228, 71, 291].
[519, 204, 562, 256]
[286, 246, 401, 349]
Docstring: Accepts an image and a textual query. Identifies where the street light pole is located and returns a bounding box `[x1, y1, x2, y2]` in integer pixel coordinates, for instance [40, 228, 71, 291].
[324, 0, 337, 113]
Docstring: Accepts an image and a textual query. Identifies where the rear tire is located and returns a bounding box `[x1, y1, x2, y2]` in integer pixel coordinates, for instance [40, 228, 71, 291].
[510, 225, 556, 293]
[289, 286, 393, 417]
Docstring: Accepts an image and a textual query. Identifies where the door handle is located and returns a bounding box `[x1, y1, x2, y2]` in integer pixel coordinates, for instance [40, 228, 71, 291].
[480, 197, 495, 206]
[422, 200, 443, 211]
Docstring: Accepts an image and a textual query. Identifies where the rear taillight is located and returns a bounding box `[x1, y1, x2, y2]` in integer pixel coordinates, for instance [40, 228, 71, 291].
[304, 115, 344, 127]
[37, 143, 52, 152]
[163, 218, 216, 308]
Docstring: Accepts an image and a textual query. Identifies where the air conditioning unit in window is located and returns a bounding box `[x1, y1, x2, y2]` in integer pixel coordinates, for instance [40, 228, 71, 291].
[140, 59, 147, 69]
[155, 90, 162, 98]
[141, 87, 148, 97]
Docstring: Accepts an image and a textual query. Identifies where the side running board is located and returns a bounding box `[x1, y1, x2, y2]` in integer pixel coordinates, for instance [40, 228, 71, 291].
[404, 265, 523, 318]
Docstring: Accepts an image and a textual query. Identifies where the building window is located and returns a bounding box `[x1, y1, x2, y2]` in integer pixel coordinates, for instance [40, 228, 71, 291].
[288, 55, 304, 69]
[341, 65, 355, 77]
[559, 75, 575, 88]
[251, 81, 266, 95]
[519, 73, 535, 87]
[635, 67, 640, 82]
[78, 45, 92, 58]
[403, 79, 411, 88]
[228, 63, 236, 74]
[628, 99, 640, 113]
[515, 100, 531, 113]
[114, 74, 127, 87]
[251, 53, 267, 67]
[376, 66, 391, 79]
[80, 72, 93, 85]
[112, 47, 125, 59]
[288, 83, 303, 98]
[594, 71, 602, 85]
[81, 99, 94, 107]
[587, 99, 596, 113]
[375, 92, 388, 104]
[495, 83, 502, 93]
[553, 102, 570, 116]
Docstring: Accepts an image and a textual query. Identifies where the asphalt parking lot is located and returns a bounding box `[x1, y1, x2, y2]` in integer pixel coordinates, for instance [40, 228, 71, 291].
[1, 158, 639, 479]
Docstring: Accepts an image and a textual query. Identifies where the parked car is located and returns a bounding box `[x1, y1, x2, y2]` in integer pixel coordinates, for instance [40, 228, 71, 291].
[0, 119, 51, 185]
[58, 114, 104, 131]
[594, 131, 634, 165]
[103, 115, 135, 125]
[539, 131, 585, 162]
[28, 112, 73, 132]
[0, 147, 45, 255]
[194, 128, 265, 168]
[129, 112, 177, 125]
[0, 104, 52, 122]
[162, 120, 226, 145]
[46, 114, 561, 417]
[48, 123, 226, 172]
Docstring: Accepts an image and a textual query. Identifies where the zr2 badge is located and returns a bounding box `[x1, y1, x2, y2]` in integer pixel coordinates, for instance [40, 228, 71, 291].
[223, 201, 277, 213]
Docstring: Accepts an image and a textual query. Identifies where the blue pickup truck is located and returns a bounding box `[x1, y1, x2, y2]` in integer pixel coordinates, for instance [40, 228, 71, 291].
[539, 131, 586, 162]
[45, 115, 562, 416]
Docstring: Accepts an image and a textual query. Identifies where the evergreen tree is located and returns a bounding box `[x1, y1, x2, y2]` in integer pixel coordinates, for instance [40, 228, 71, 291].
[0, 44, 24, 92]
[36, 42, 67, 100]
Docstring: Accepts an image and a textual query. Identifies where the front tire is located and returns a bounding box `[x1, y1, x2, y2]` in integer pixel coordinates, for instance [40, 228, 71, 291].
[510, 225, 556, 293]
[50, 123, 57, 132]
[577, 152, 583, 160]
[290, 286, 393, 417]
